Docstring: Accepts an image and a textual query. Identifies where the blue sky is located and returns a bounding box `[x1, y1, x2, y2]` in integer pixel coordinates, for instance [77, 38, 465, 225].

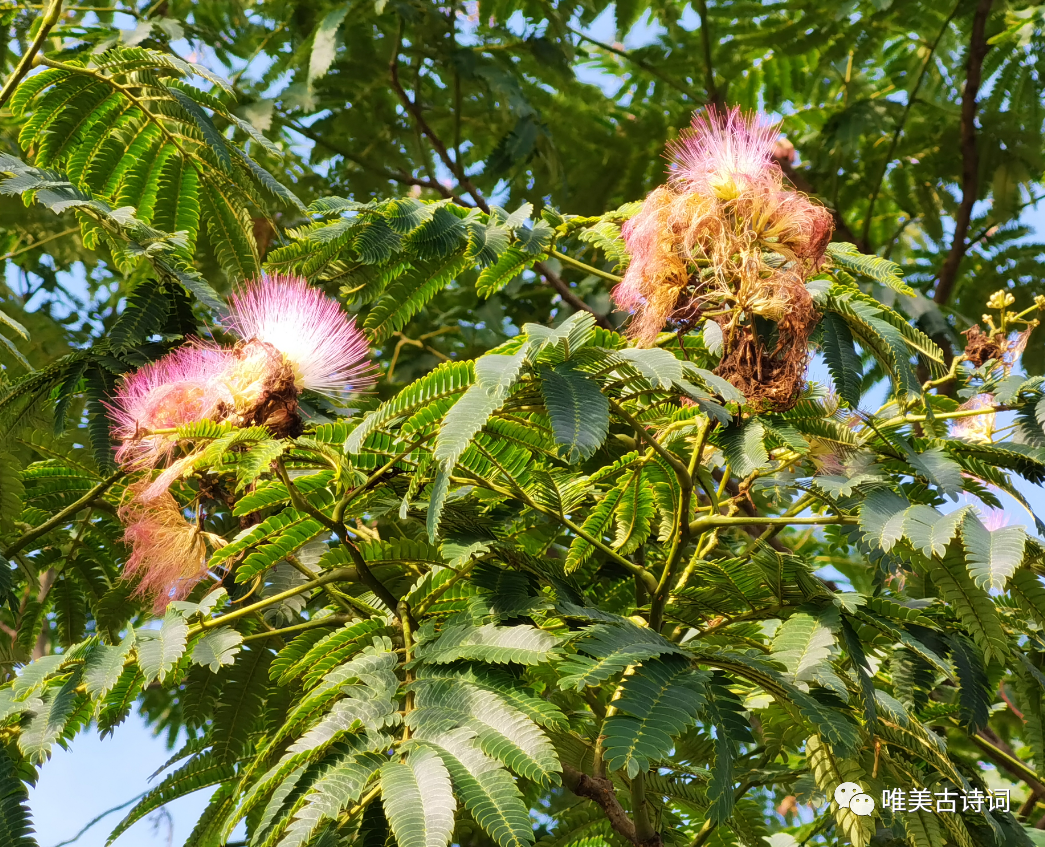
[16, 7, 1045, 847]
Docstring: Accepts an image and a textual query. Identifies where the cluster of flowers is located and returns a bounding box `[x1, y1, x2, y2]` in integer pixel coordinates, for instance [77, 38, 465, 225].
[613, 107, 834, 410]
[951, 289, 1044, 444]
[111, 275, 373, 609]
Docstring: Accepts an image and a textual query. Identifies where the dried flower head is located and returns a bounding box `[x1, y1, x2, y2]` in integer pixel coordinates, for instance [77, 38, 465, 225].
[226, 274, 374, 398]
[220, 339, 302, 437]
[109, 344, 232, 470]
[119, 481, 210, 612]
[614, 108, 833, 410]
[962, 325, 1034, 374]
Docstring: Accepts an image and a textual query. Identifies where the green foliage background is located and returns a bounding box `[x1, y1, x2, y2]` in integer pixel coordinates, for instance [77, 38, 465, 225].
[0, 1, 1045, 846]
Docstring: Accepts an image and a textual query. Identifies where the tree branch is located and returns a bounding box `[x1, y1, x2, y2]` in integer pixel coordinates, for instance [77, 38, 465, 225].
[562, 765, 663, 847]
[968, 725, 1045, 798]
[389, 19, 486, 213]
[4, 471, 122, 558]
[190, 568, 357, 636]
[388, 17, 612, 328]
[549, 248, 622, 284]
[0, 0, 63, 110]
[688, 513, 857, 535]
[863, 2, 960, 248]
[567, 26, 698, 101]
[934, 0, 994, 305]
[696, 0, 724, 110]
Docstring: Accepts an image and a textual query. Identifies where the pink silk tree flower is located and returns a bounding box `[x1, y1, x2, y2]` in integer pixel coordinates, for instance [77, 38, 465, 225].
[666, 107, 782, 199]
[119, 482, 210, 613]
[108, 343, 233, 470]
[225, 274, 375, 399]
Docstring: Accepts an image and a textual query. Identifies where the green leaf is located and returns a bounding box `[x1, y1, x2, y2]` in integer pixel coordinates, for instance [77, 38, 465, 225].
[410, 679, 560, 785]
[97, 666, 145, 737]
[275, 750, 383, 847]
[211, 646, 272, 763]
[929, 548, 1008, 663]
[771, 611, 837, 685]
[308, 7, 349, 83]
[364, 254, 470, 343]
[948, 633, 990, 731]
[719, 418, 769, 476]
[563, 487, 620, 574]
[346, 361, 474, 453]
[434, 352, 527, 469]
[191, 627, 244, 673]
[0, 453, 25, 533]
[200, 177, 259, 281]
[905, 447, 963, 499]
[380, 746, 456, 847]
[277, 617, 393, 688]
[1009, 569, 1045, 629]
[859, 490, 908, 552]
[18, 678, 79, 765]
[902, 506, 968, 559]
[961, 512, 1026, 591]
[166, 86, 232, 171]
[704, 676, 752, 824]
[539, 362, 609, 463]
[426, 468, 452, 544]
[616, 348, 684, 388]
[821, 312, 863, 408]
[557, 624, 681, 691]
[686, 366, 746, 404]
[136, 610, 189, 683]
[0, 750, 35, 847]
[613, 468, 655, 555]
[602, 658, 709, 776]
[108, 279, 170, 351]
[476, 248, 542, 298]
[83, 637, 134, 700]
[417, 623, 559, 665]
[425, 730, 535, 847]
[805, 735, 873, 847]
[827, 242, 914, 296]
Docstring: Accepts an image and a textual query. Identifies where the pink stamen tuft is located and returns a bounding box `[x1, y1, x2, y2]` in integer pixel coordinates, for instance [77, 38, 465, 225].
[225, 274, 375, 398]
[980, 507, 1010, 532]
[108, 343, 232, 469]
[950, 393, 996, 444]
[666, 107, 782, 197]
[119, 482, 210, 613]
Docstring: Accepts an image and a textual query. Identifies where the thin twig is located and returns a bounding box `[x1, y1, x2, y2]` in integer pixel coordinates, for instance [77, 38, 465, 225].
[50, 790, 148, 847]
[0, 0, 64, 110]
[387, 18, 612, 327]
[0, 227, 79, 262]
[568, 26, 697, 101]
[240, 614, 351, 644]
[934, 0, 995, 305]
[688, 513, 857, 535]
[862, 2, 961, 247]
[4, 471, 122, 558]
[549, 248, 622, 284]
[696, 0, 723, 109]
[190, 568, 357, 636]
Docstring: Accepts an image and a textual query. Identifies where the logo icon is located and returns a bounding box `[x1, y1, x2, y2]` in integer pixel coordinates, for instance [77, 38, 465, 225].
[834, 782, 876, 817]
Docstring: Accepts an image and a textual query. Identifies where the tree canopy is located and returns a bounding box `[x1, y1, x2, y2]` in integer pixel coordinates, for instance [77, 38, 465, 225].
[1, 1, 1045, 847]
